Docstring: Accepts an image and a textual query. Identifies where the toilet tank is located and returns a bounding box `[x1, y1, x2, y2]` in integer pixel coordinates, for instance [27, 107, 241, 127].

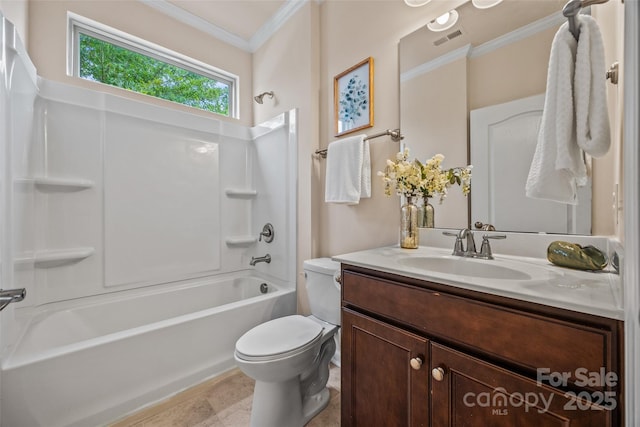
[303, 258, 341, 325]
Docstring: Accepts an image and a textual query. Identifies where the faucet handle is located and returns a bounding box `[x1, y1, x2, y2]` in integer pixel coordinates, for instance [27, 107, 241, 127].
[442, 231, 464, 256]
[478, 234, 507, 259]
[259, 223, 274, 243]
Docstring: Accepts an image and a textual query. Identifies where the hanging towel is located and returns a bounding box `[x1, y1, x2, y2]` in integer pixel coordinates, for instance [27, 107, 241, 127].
[324, 134, 370, 204]
[574, 14, 611, 158]
[526, 22, 586, 205]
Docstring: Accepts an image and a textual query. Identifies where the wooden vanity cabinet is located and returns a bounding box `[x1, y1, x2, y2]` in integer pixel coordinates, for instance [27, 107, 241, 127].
[341, 309, 430, 426]
[340, 265, 623, 427]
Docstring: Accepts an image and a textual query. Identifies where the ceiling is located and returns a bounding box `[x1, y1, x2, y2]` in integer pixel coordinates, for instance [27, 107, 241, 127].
[167, 0, 287, 41]
[142, 0, 295, 52]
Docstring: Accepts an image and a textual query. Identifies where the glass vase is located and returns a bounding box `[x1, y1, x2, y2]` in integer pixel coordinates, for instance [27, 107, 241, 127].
[422, 198, 435, 228]
[400, 196, 419, 249]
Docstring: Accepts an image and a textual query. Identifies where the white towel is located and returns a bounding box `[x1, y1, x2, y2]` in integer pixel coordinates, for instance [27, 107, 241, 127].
[575, 15, 611, 158]
[324, 134, 370, 204]
[526, 22, 586, 205]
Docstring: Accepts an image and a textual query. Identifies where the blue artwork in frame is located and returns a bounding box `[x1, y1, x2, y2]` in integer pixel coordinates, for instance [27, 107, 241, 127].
[334, 57, 374, 137]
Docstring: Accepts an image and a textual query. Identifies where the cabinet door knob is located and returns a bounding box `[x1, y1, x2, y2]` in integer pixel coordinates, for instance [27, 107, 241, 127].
[410, 357, 423, 370]
[432, 366, 446, 381]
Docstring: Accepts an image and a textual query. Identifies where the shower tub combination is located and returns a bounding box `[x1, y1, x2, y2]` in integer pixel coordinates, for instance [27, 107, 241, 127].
[2, 273, 295, 427]
[1, 14, 298, 427]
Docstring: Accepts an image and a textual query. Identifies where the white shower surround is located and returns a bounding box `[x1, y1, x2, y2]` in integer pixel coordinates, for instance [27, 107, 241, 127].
[0, 13, 298, 426]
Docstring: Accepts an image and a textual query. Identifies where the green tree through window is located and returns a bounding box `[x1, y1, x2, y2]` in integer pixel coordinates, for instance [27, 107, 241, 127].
[79, 34, 230, 116]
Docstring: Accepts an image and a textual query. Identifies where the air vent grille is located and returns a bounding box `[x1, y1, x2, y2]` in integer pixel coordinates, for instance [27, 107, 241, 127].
[432, 29, 464, 47]
[433, 37, 448, 46]
[447, 29, 462, 40]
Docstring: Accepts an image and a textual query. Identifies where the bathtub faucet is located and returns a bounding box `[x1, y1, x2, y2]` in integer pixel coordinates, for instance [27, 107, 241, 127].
[250, 254, 271, 266]
[0, 288, 26, 311]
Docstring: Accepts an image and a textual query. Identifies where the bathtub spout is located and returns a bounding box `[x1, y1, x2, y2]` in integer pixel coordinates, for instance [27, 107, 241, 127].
[250, 254, 271, 266]
[0, 288, 26, 311]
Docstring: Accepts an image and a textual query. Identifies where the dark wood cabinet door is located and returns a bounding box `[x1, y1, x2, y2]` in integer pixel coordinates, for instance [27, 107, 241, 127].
[342, 308, 430, 427]
[431, 343, 613, 427]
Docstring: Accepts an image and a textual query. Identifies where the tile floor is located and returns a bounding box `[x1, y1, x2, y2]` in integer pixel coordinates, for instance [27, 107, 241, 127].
[111, 365, 341, 427]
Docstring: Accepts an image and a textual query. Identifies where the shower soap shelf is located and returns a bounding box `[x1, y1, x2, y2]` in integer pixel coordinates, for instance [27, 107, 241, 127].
[32, 247, 95, 268]
[224, 189, 257, 199]
[225, 237, 258, 247]
[33, 176, 94, 191]
[15, 247, 95, 268]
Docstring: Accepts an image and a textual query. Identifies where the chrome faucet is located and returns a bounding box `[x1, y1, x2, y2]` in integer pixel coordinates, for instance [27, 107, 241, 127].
[443, 229, 506, 259]
[0, 288, 26, 311]
[443, 229, 476, 257]
[250, 254, 271, 266]
[459, 228, 477, 256]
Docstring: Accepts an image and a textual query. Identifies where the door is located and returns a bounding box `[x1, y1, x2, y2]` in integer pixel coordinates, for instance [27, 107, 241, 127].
[342, 309, 429, 427]
[431, 343, 612, 427]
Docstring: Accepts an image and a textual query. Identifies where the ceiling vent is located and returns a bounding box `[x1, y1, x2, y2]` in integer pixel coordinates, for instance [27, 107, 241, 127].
[447, 29, 463, 40]
[433, 36, 448, 46]
[432, 28, 463, 47]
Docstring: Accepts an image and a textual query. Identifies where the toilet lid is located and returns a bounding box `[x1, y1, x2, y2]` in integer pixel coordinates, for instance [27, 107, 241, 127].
[235, 315, 324, 359]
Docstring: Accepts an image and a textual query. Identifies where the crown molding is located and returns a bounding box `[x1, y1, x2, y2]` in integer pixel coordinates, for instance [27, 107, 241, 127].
[250, 0, 308, 52]
[401, 11, 565, 83]
[401, 44, 472, 83]
[470, 11, 565, 58]
[139, 0, 307, 53]
[139, 0, 251, 51]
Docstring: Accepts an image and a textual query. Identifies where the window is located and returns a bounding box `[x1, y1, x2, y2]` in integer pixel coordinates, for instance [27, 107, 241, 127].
[67, 13, 238, 118]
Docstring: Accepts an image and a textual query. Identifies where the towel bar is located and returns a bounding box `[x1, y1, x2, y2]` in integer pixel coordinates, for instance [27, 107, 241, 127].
[315, 128, 403, 159]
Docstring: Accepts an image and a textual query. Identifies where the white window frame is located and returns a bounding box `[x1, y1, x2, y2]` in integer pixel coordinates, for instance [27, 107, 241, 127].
[67, 12, 239, 118]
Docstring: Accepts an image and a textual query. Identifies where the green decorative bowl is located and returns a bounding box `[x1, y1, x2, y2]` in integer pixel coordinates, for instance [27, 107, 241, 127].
[547, 241, 608, 271]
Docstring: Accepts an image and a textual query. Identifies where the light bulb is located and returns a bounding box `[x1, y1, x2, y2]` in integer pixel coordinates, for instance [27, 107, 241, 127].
[426, 10, 459, 32]
[472, 0, 504, 9]
[436, 12, 450, 25]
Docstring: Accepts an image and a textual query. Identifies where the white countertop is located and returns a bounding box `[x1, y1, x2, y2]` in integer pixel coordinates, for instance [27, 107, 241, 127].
[334, 245, 624, 320]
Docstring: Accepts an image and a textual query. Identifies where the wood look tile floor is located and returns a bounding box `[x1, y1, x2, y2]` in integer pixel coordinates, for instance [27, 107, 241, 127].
[111, 364, 341, 427]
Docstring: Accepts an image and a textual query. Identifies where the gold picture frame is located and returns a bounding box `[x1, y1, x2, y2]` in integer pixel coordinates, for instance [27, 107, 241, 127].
[334, 57, 374, 137]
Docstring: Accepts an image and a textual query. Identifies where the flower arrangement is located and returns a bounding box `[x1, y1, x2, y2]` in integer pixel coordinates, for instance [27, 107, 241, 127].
[378, 149, 472, 202]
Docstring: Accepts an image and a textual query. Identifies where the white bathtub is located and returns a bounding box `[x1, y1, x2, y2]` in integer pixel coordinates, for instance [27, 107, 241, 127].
[1, 273, 296, 427]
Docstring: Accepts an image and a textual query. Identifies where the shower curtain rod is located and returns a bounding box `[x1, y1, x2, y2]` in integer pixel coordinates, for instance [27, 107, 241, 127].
[563, 0, 609, 41]
[315, 128, 403, 159]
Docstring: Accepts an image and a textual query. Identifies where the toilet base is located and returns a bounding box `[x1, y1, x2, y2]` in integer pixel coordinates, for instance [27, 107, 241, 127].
[249, 379, 331, 427]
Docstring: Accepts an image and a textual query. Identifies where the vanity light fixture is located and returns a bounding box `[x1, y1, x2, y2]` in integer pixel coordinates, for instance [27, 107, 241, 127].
[471, 0, 504, 9]
[427, 10, 459, 32]
[403, 0, 432, 7]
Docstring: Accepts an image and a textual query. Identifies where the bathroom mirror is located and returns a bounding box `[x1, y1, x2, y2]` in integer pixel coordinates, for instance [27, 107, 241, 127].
[399, 0, 615, 235]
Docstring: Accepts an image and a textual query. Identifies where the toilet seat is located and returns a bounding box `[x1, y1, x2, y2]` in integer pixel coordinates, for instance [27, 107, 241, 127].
[235, 315, 324, 362]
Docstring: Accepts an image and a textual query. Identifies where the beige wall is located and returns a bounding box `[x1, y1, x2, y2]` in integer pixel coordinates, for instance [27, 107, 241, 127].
[27, 0, 253, 126]
[252, 2, 320, 313]
[317, 1, 461, 258]
[468, 27, 555, 111]
[401, 58, 469, 229]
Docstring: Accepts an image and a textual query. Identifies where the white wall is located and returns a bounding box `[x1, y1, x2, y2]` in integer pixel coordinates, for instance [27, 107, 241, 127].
[15, 80, 295, 309]
[0, 0, 27, 45]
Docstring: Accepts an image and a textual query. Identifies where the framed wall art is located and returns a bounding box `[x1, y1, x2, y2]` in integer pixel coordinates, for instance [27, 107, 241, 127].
[334, 57, 374, 137]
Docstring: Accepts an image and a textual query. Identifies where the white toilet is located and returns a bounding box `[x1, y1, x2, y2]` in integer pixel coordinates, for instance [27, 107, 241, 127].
[234, 258, 341, 427]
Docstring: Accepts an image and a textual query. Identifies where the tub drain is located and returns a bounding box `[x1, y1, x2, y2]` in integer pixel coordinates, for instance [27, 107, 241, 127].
[260, 283, 269, 294]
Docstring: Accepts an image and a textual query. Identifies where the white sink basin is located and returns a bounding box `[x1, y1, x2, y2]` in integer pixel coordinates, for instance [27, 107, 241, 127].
[397, 256, 534, 281]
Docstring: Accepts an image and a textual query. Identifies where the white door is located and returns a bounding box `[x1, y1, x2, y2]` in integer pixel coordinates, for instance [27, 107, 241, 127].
[470, 94, 591, 234]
